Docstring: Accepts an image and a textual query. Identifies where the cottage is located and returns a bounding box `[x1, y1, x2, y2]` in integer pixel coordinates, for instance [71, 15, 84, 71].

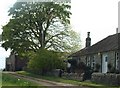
[6, 52, 28, 71]
[69, 30, 120, 73]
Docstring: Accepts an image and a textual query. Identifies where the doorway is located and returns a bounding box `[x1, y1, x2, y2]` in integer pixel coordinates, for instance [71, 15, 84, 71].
[102, 54, 108, 73]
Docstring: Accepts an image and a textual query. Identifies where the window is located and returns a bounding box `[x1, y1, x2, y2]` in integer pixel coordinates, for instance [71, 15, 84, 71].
[87, 56, 91, 66]
[116, 52, 119, 70]
[105, 57, 108, 62]
[91, 56, 95, 69]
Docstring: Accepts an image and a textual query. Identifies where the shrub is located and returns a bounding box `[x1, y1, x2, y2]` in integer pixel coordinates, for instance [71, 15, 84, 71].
[95, 63, 100, 72]
[27, 49, 65, 75]
[107, 63, 112, 72]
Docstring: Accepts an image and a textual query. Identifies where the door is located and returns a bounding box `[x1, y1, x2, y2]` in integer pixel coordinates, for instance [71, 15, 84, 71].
[102, 54, 108, 73]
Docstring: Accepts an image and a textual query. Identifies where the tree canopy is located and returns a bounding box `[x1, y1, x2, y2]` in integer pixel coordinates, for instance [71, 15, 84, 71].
[1, 2, 81, 54]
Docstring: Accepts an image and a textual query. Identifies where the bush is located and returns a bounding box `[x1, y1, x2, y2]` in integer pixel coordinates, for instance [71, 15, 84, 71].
[83, 66, 93, 81]
[27, 49, 65, 75]
[107, 63, 112, 72]
[95, 63, 100, 72]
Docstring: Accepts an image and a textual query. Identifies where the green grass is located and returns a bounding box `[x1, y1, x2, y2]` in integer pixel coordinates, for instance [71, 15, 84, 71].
[17, 71, 120, 88]
[2, 73, 42, 87]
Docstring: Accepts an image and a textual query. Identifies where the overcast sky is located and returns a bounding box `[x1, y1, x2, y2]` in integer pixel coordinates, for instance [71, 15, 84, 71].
[0, 0, 120, 69]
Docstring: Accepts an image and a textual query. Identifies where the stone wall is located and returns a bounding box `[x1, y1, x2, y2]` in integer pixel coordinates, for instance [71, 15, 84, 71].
[92, 73, 120, 86]
[62, 72, 84, 81]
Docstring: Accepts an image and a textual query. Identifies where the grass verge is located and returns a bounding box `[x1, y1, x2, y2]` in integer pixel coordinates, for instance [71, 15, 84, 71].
[2, 73, 42, 87]
[17, 71, 120, 88]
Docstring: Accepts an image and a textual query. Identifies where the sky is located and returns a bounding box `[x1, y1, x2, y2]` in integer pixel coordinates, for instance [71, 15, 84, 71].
[0, 0, 120, 69]
[0, 0, 17, 69]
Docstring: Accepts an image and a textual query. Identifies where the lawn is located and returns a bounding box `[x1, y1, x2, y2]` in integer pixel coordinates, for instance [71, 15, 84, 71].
[17, 71, 120, 88]
[2, 73, 42, 88]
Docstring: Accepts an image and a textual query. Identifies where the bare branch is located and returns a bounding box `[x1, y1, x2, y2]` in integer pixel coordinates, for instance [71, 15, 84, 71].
[45, 33, 62, 45]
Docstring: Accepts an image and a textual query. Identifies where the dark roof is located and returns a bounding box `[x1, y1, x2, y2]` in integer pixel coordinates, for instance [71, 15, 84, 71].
[70, 33, 120, 57]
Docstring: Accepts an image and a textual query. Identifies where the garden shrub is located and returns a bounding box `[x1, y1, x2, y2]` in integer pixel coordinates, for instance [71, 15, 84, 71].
[27, 49, 65, 75]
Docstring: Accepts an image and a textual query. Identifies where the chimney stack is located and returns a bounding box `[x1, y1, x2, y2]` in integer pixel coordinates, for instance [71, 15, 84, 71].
[116, 28, 119, 34]
[86, 32, 91, 47]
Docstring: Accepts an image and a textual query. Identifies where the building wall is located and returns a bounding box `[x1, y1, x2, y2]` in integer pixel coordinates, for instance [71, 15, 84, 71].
[78, 50, 117, 73]
[15, 56, 28, 71]
[80, 56, 86, 64]
[118, 33, 120, 71]
[6, 54, 16, 71]
[6, 53, 28, 71]
[6, 58, 10, 71]
[92, 53, 101, 72]
[107, 51, 116, 67]
[118, 50, 120, 71]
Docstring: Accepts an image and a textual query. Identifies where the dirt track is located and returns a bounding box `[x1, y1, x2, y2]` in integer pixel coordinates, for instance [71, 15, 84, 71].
[3, 72, 90, 88]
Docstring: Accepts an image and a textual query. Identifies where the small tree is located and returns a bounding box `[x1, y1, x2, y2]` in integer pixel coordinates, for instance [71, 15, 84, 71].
[27, 49, 65, 75]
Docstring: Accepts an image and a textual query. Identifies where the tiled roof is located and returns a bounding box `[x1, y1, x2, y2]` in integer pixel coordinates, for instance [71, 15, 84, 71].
[69, 33, 120, 57]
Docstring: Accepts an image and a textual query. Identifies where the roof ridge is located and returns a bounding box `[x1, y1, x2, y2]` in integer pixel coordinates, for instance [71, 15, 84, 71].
[69, 33, 120, 57]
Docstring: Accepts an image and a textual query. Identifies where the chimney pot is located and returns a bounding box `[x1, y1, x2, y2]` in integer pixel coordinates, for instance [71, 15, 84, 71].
[87, 32, 90, 37]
